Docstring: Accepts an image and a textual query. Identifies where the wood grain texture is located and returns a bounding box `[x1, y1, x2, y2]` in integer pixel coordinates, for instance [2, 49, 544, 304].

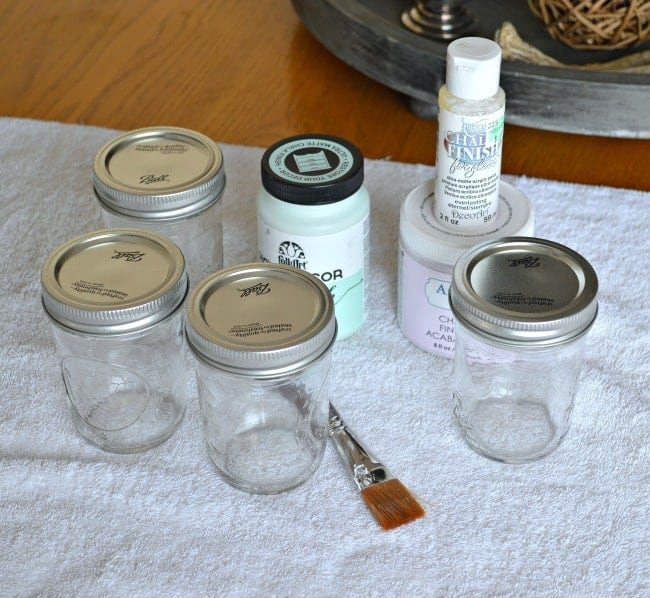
[0, 0, 647, 190]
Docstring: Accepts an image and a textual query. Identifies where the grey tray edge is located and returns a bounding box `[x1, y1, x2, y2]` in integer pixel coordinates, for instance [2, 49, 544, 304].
[292, 0, 650, 139]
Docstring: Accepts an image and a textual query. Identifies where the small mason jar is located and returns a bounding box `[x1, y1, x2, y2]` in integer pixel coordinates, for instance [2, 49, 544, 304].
[449, 237, 598, 463]
[93, 126, 226, 285]
[41, 228, 189, 453]
[185, 263, 337, 494]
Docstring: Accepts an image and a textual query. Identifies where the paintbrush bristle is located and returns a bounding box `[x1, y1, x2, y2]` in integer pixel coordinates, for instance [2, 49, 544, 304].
[360, 478, 425, 530]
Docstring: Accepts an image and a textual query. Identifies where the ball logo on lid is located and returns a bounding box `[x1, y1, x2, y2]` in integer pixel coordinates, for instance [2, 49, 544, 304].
[237, 282, 271, 297]
[139, 173, 171, 185]
[111, 250, 146, 262]
[268, 138, 354, 184]
[507, 256, 540, 268]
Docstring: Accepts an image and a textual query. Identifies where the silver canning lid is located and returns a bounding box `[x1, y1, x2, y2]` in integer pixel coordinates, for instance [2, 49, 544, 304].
[93, 126, 226, 220]
[185, 263, 337, 376]
[449, 237, 598, 346]
[41, 228, 188, 334]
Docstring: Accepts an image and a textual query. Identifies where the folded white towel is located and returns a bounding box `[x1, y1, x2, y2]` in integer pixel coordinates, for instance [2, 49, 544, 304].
[0, 118, 647, 596]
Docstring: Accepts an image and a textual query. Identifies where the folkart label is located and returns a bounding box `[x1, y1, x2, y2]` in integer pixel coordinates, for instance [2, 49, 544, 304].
[257, 213, 368, 338]
[434, 107, 505, 229]
[277, 241, 307, 270]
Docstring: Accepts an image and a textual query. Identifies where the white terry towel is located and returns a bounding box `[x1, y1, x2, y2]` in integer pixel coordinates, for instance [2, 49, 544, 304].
[0, 118, 648, 596]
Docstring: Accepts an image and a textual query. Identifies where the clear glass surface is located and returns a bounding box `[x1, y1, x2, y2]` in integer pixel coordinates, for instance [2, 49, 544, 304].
[193, 353, 332, 494]
[453, 321, 587, 463]
[50, 310, 187, 453]
[100, 199, 223, 286]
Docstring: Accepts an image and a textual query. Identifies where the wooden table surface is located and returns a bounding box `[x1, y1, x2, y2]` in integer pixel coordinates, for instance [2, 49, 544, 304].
[0, 0, 648, 191]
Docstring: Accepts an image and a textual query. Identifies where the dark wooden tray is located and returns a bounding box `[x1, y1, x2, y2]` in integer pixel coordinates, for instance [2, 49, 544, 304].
[292, 0, 650, 138]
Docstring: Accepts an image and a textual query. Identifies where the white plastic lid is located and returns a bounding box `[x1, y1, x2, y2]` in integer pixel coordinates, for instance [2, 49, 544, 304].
[446, 37, 502, 100]
[400, 178, 534, 268]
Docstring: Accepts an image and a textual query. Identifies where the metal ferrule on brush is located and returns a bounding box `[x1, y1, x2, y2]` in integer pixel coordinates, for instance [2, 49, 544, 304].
[328, 405, 392, 491]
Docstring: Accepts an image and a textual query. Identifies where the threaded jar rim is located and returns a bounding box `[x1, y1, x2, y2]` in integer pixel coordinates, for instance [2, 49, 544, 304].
[41, 228, 188, 334]
[449, 236, 598, 346]
[93, 126, 225, 220]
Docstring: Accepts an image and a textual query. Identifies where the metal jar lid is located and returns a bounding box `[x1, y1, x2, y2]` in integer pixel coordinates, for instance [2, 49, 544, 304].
[185, 263, 337, 376]
[93, 126, 226, 220]
[41, 228, 188, 334]
[449, 237, 598, 346]
[260, 133, 364, 205]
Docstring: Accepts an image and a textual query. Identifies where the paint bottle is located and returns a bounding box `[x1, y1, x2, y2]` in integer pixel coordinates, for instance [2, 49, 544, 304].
[398, 179, 534, 358]
[434, 37, 505, 230]
[256, 134, 370, 340]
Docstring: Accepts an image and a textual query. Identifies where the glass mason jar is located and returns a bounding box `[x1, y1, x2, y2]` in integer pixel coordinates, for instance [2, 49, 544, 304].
[449, 237, 598, 463]
[93, 126, 226, 285]
[185, 263, 337, 494]
[256, 133, 369, 340]
[41, 228, 189, 453]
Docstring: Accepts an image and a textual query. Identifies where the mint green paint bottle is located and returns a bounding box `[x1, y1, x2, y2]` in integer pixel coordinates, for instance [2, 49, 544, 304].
[257, 134, 370, 340]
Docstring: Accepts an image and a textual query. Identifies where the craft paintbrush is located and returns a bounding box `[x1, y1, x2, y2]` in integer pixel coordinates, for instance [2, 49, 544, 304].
[328, 404, 425, 530]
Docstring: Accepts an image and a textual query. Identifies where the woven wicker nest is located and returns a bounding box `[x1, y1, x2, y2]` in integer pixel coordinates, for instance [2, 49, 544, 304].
[528, 0, 650, 50]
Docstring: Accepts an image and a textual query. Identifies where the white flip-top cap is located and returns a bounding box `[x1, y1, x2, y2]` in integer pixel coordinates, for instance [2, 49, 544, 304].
[446, 37, 502, 100]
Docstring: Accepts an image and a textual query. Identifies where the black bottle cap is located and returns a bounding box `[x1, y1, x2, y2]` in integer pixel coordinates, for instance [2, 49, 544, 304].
[260, 134, 364, 205]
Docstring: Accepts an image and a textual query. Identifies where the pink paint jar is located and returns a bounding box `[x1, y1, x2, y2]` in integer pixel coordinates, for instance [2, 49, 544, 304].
[397, 178, 534, 358]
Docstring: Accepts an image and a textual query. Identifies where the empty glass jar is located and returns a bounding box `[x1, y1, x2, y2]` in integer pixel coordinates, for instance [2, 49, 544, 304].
[449, 237, 598, 463]
[93, 126, 226, 285]
[185, 263, 337, 494]
[41, 228, 189, 453]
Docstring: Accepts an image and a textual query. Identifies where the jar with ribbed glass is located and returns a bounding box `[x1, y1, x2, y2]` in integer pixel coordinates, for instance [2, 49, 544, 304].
[449, 237, 598, 462]
[185, 263, 337, 494]
[41, 228, 189, 453]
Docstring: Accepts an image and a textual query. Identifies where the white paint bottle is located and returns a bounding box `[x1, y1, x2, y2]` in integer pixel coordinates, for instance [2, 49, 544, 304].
[256, 134, 370, 340]
[434, 37, 505, 230]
